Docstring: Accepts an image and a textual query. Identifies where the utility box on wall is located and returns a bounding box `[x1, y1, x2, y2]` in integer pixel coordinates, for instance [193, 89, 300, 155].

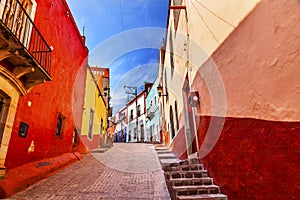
[188, 91, 199, 107]
[18, 122, 29, 138]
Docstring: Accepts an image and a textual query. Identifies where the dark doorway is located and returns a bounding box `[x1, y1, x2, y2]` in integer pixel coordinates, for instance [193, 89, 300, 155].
[0, 90, 11, 147]
[182, 75, 198, 155]
[170, 106, 175, 139]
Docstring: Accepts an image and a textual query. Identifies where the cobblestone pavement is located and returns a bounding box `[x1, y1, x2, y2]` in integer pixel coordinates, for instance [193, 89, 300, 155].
[11, 143, 170, 200]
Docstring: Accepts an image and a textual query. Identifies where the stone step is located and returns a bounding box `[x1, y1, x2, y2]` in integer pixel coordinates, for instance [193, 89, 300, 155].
[155, 146, 169, 151]
[188, 158, 200, 165]
[165, 170, 208, 180]
[156, 149, 172, 153]
[168, 177, 213, 187]
[177, 194, 227, 200]
[167, 163, 204, 172]
[160, 158, 179, 168]
[164, 160, 189, 169]
[173, 185, 220, 196]
[158, 153, 177, 159]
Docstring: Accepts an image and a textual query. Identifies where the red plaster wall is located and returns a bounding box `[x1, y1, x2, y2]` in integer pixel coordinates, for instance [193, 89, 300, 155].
[80, 135, 101, 152]
[186, 0, 300, 199]
[5, 0, 88, 170]
[169, 126, 187, 160]
[198, 116, 300, 200]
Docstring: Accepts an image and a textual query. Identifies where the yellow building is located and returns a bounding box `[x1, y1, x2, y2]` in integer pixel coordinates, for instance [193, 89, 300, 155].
[81, 67, 107, 151]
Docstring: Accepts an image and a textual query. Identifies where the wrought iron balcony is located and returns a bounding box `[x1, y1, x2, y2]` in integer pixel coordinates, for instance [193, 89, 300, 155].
[146, 105, 158, 120]
[0, 0, 52, 94]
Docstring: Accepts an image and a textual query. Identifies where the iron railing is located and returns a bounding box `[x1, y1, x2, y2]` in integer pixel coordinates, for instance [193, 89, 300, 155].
[147, 105, 158, 119]
[1, 0, 52, 74]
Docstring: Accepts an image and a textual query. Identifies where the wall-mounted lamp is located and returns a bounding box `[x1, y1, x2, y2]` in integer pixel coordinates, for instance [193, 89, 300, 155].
[157, 84, 168, 97]
[188, 91, 200, 107]
[103, 87, 110, 91]
[66, 11, 70, 17]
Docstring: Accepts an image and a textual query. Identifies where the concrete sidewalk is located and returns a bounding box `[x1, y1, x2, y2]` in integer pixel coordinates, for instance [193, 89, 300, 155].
[11, 143, 171, 199]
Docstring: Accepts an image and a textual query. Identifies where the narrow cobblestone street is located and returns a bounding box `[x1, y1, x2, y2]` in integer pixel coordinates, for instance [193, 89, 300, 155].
[11, 143, 170, 199]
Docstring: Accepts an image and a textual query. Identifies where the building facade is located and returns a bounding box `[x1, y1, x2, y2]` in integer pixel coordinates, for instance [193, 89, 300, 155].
[126, 90, 146, 142]
[80, 66, 107, 151]
[145, 78, 161, 143]
[0, 0, 53, 177]
[160, 0, 300, 199]
[90, 67, 112, 146]
[3, 0, 88, 174]
[114, 106, 127, 142]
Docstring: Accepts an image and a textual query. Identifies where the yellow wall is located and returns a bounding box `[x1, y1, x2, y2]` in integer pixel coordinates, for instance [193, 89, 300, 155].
[81, 68, 106, 139]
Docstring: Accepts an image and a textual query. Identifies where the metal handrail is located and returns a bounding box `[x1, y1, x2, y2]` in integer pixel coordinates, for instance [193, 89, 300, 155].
[1, 0, 52, 74]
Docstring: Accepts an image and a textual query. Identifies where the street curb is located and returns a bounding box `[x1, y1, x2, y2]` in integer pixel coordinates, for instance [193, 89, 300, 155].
[0, 152, 83, 198]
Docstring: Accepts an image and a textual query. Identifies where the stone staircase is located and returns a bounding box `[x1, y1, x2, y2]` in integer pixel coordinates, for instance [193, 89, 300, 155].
[156, 147, 227, 200]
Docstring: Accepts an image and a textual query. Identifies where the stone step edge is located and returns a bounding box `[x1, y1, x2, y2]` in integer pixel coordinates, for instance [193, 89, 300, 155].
[173, 184, 220, 191]
[167, 177, 214, 185]
[177, 193, 228, 200]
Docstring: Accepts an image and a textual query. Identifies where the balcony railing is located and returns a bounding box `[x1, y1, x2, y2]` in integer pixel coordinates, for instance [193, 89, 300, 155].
[1, 0, 52, 74]
[147, 105, 158, 119]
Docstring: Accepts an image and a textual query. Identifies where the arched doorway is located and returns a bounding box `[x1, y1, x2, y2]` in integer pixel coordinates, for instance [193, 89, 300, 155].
[169, 106, 175, 139]
[0, 90, 11, 146]
[182, 74, 198, 155]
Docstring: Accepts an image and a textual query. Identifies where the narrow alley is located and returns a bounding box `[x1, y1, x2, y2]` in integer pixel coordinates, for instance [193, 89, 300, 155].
[0, 0, 299, 199]
[11, 143, 170, 199]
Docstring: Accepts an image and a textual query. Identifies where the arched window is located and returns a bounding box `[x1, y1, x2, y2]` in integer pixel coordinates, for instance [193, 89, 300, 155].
[169, 105, 175, 138]
[175, 101, 179, 131]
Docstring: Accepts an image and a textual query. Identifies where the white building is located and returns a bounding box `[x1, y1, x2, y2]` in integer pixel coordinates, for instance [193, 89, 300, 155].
[114, 106, 127, 142]
[126, 83, 152, 142]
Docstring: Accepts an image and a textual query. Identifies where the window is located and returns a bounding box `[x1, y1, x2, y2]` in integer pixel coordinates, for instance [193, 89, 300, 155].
[130, 109, 133, 120]
[2, 0, 37, 47]
[88, 108, 94, 140]
[134, 127, 137, 139]
[175, 101, 179, 130]
[170, 106, 175, 138]
[56, 113, 65, 138]
[72, 127, 79, 148]
[100, 118, 103, 135]
[137, 104, 141, 116]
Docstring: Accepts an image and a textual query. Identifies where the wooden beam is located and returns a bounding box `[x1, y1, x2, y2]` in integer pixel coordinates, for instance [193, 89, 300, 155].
[169, 5, 186, 10]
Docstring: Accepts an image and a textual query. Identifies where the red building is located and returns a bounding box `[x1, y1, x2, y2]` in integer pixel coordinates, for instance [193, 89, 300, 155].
[0, 0, 88, 196]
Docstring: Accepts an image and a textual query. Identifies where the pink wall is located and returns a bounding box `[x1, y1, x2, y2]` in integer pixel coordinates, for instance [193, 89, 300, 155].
[5, 0, 88, 170]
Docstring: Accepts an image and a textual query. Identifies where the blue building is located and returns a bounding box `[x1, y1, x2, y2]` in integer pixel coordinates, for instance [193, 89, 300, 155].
[145, 78, 161, 143]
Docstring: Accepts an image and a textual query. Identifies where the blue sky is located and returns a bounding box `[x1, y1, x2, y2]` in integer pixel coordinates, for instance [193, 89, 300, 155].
[66, 0, 169, 113]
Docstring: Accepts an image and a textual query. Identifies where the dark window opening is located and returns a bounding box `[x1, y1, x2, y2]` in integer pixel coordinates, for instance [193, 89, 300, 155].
[175, 101, 179, 131]
[88, 108, 94, 140]
[56, 113, 65, 138]
[73, 127, 79, 148]
[170, 106, 175, 139]
[130, 109, 133, 120]
[137, 104, 141, 116]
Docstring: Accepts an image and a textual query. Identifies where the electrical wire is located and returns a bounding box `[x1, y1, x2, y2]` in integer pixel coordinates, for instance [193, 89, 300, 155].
[190, 0, 220, 44]
[119, 0, 125, 30]
[194, 0, 236, 28]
